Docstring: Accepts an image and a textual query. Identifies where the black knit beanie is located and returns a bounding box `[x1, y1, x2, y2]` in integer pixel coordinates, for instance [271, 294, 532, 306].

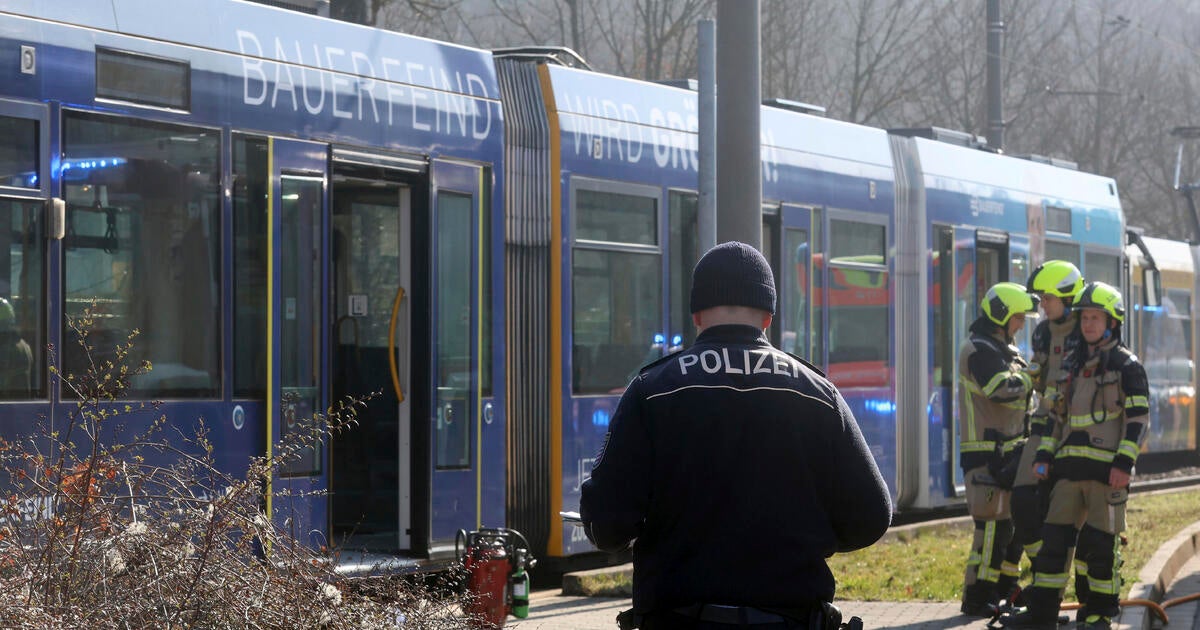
[689, 241, 776, 315]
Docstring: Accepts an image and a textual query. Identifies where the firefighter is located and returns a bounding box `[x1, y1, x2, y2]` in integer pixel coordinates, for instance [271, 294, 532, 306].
[958, 282, 1039, 617]
[1001, 282, 1149, 630]
[1000, 261, 1085, 603]
[579, 241, 892, 630]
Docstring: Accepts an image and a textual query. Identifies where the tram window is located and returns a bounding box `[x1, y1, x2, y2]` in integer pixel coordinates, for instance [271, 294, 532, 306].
[1085, 252, 1121, 288]
[436, 191, 473, 469]
[830, 219, 884, 261]
[573, 249, 662, 395]
[576, 189, 657, 246]
[811, 211, 824, 366]
[668, 191, 699, 349]
[0, 200, 44, 399]
[0, 117, 38, 189]
[782, 228, 809, 358]
[825, 218, 888, 385]
[96, 48, 190, 111]
[1045, 206, 1072, 233]
[233, 136, 268, 398]
[62, 113, 219, 398]
[1043, 240, 1079, 266]
[933, 227, 954, 387]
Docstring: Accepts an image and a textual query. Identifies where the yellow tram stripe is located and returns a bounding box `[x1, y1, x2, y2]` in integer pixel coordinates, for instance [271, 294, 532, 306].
[265, 139, 275, 526]
[477, 167, 484, 530]
[539, 63, 565, 556]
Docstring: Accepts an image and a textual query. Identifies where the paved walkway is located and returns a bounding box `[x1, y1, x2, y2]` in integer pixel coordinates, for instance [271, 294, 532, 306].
[509, 547, 1200, 630]
[1151, 551, 1200, 630]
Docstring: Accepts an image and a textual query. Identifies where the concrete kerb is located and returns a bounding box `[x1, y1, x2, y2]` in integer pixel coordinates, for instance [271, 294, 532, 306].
[1119, 521, 1200, 630]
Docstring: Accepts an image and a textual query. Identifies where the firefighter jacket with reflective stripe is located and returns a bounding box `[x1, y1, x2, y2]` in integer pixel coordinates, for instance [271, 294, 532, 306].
[958, 319, 1033, 473]
[579, 324, 892, 613]
[1029, 313, 1081, 435]
[1036, 336, 1149, 481]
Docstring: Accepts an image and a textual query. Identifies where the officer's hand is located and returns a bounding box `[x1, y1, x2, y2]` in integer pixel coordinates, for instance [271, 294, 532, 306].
[1109, 468, 1131, 489]
[1032, 462, 1049, 480]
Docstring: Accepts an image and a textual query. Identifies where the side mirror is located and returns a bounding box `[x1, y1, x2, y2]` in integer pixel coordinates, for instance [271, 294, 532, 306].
[1142, 268, 1162, 309]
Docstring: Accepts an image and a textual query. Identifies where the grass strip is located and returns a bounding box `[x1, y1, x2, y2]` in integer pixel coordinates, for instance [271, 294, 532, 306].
[569, 487, 1200, 601]
[830, 487, 1200, 601]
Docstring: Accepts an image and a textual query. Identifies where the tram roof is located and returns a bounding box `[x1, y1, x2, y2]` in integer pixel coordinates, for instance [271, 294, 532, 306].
[913, 136, 1122, 213]
[2, 0, 499, 96]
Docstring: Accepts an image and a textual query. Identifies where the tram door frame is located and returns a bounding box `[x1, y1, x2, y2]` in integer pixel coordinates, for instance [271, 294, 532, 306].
[427, 159, 488, 555]
[949, 228, 1009, 496]
[266, 137, 330, 544]
[776, 204, 817, 362]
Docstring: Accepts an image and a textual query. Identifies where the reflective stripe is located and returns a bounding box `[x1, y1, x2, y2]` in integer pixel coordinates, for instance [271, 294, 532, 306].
[1069, 409, 1121, 427]
[978, 521, 1000, 581]
[1033, 571, 1069, 589]
[1125, 395, 1148, 409]
[962, 440, 994, 454]
[1000, 437, 1024, 454]
[1038, 436, 1059, 454]
[1118, 439, 1140, 461]
[1089, 575, 1119, 595]
[981, 372, 1011, 397]
[1055, 444, 1117, 463]
[1001, 561, 1020, 578]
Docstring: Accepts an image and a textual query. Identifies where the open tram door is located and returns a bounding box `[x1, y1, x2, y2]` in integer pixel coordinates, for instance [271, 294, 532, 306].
[326, 155, 498, 568]
[945, 228, 1011, 496]
[327, 150, 417, 560]
[266, 138, 331, 546]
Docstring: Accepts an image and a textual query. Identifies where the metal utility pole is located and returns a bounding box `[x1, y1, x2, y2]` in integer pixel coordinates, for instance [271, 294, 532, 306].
[698, 19, 717, 253]
[716, 0, 762, 250]
[1172, 126, 1200, 244]
[986, 0, 1005, 151]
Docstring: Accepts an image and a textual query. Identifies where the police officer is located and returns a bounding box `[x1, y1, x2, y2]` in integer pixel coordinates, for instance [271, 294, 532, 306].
[1001, 262, 1085, 603]
[580, 241, 892, 630]
[1002, 282, 1148, 630]
[958, 282, 1039, 617]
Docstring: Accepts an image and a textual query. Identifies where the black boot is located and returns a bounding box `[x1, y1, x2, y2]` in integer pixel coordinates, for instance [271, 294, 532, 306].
[1000, 609, 1058, 629]
[961, 581, 999, 617]
[999, 587, 1060, 629]
[995, 574, 1020, 609]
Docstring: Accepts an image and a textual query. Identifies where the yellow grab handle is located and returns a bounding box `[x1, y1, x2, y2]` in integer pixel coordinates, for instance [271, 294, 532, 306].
[388, 287, 406, 402]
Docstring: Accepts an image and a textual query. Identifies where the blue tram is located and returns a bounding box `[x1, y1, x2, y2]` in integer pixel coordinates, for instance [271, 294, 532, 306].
[0, 0, 506, 569]
[0, 0, 1179, 567]
[500, 62, 1130, 556]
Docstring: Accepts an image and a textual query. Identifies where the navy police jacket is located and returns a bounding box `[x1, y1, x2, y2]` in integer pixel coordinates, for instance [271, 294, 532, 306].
[579, 325, 893, 614]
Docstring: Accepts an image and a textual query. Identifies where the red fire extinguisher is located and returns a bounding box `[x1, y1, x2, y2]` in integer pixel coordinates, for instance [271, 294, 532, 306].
[457, 528, 536, 629]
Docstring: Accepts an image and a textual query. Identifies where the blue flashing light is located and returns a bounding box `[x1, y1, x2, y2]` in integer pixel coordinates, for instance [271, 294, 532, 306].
[671, 334, 682, 346]
[591, 408, 611, 428]
[27, 174, 37, 187]
[1140, 305, 1163, 313]
[653, 333, 665, 345]
[863, 398, 897, 414]
[60, 157, 126, 175]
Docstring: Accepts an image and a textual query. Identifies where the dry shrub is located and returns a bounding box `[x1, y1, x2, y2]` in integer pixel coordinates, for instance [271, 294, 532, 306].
[0, 307, 476, 629]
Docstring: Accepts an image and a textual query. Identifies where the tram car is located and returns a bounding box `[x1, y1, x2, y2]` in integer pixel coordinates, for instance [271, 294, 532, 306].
[1126, 235, 1197, 455]
[0, 0, 1188, 567]
[0, 0, 508, 570]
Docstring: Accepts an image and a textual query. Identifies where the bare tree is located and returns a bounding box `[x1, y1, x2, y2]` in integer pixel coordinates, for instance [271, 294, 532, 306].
[365, 0, 1200, 238]
[760, 0, 840, 105]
